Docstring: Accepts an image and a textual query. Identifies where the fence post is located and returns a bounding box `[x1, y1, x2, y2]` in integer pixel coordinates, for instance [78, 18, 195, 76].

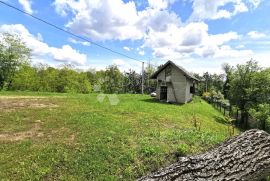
[236, 109, 239, 121]
[245, 113, 249, 129]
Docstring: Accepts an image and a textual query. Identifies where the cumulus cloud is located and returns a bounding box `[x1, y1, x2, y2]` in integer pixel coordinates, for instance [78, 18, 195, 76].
[50, 0, 257, 70]
[53, 0, 182, 41]
[247, 31, 266, 39]
[143, 21, 243, 59]
[18, 0, 33, 14]
[0, 24, 87, 65]
[142, 22, 206, 59]
[50, 45, 87, 65]
[189, 0, 261, 21]
[53, 0, 143, 41]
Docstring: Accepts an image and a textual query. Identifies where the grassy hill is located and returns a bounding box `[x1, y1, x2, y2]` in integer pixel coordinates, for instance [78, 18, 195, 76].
[0, 92, 239, 180]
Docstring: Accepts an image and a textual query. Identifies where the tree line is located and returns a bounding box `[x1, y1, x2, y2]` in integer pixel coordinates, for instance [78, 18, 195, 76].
[196, 61, 270, 132]
[0, 33, 156, 94]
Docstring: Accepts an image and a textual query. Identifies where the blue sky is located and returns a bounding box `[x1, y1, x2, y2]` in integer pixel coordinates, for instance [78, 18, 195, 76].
[0, 0, 270, 74]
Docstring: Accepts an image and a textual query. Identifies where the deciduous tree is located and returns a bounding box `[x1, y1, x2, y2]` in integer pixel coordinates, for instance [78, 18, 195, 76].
[0, 33, 31, 89]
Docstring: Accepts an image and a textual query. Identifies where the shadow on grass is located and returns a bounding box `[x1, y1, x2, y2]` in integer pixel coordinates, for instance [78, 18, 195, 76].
[214, 116, 229, 125]
[214, 115, 247, 132]
[140, 98, 184, 106]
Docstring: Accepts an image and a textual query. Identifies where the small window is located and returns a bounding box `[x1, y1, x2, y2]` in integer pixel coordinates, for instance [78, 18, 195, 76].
[165, 65, 172, 77]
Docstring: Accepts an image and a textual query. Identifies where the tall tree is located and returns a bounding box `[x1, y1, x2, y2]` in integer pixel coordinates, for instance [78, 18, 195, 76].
[144, 64, 156, 93]
[123, 69, 141, 93]
[249, 68, 270, 105]
[249, 104, 270, 130]
[101, 65, 123, 93]
[222, 63, 233, 99]
[0, 33, 31, 89]
[229, 60, 260, 127]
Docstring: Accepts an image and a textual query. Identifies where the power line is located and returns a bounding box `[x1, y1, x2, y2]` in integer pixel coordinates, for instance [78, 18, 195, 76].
[0, 0, 145, 64]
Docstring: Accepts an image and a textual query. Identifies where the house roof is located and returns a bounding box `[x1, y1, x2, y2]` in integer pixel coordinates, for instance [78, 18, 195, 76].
[150, 61, 200, 81]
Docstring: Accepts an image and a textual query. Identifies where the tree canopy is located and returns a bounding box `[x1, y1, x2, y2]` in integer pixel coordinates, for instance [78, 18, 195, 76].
[0, 33, 31, 89]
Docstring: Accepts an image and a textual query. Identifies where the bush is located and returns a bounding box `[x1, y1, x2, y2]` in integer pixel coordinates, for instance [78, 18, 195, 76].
[202, 91, 225, 103]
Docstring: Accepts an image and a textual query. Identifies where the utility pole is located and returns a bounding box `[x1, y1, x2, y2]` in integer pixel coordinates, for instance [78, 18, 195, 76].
[142, 61, 144, 94]
[148, 60, 150, 91]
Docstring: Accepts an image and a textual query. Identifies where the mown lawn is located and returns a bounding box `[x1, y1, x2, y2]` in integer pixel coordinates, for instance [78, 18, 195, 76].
[0, 92, 239, 180]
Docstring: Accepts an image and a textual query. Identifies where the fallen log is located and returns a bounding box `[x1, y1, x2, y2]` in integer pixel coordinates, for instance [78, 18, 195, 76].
[138, 129, 270, 181]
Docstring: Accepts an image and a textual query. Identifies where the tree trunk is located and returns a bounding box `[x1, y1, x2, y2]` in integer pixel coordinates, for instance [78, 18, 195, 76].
[138, 129, 270, 181]
[261, 119, 266, 131]
[240, 111, 249, 129]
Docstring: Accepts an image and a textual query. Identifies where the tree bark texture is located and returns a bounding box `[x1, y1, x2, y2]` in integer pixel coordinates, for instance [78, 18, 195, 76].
[138, 129, 270, 181]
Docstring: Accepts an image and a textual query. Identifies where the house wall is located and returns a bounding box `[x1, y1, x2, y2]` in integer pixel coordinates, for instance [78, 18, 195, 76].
[171, 66, 187, 103]
[155, 65, 193, 104]
[156, 69, 165, 100]
[167, 84, 175, 102]
[156, 67, 177, 103]
[185, 79, 193, 102]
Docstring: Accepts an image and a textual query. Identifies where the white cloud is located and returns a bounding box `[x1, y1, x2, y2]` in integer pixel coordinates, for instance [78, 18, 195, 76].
[0, 24, 87, 65]
[123, 46, 130, 51]
[68, 37, 90, 46]
[54, 0, 143, 41]
[50, 45, 87, 65]
[247, 31, 266, 39]
[209, 32, 239, 46]
[51, 0, 260, 73]
[18, 0, 33, 14]
[171, 48, 254, 75]
[53, 0, 182, 41]
[148, 0, 177, 10]
[143, 22, 243, 60]
[112, 59, 141, 72]
[189, 0, 261, 21]
[213, 45, 253, 58]
[143, 22, 208, 57]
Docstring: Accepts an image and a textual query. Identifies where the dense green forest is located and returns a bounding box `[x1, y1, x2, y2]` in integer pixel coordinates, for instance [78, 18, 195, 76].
[0, 33, 156, 94]
[195, 62, 270, 132]
[1, 33, 269, 132]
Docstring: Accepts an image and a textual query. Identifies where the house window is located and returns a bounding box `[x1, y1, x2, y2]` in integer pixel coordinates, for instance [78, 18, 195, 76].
[165, 65, 172, 77]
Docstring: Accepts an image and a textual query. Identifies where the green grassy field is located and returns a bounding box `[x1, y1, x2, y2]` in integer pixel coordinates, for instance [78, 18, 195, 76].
[0, 92, 239, 180]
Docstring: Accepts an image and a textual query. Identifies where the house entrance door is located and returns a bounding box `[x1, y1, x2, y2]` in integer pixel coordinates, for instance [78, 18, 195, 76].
[160, 86, 167, 100]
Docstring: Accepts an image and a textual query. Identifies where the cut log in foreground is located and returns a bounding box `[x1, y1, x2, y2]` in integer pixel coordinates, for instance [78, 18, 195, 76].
[138, 129, 270, 181]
